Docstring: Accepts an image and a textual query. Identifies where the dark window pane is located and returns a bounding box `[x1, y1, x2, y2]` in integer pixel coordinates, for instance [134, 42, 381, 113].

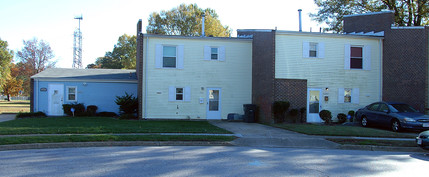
[309, 50, 317, 57]
[309, 103, 319, 113]
[211, 54, 218, 60]
[351, 47, 362, 57]
[68, 94, 75, 101]
[163, 57, 176, 68]
[176, 94, 183, 100]
[350, 58, 362, 69]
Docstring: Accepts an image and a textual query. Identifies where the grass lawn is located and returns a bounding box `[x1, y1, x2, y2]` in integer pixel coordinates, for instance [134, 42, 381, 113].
[327, 138, 417, 147]
[0, 117, 232, 135]
[270, 123, 417, 138]
[0, 100, 30, 113]
[0, 135, 236, 145]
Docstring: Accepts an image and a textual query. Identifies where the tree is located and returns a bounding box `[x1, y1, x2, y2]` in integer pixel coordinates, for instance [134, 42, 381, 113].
[311, 0, 429, 32]
[0, 38, 13, 92]
[1, 64, 23, 101]
[146, 3, 231, 37]
[17, 38, 56, 75]
[92, 34, 136, 69]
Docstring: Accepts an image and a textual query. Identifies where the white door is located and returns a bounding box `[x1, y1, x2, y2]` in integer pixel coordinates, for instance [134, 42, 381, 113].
[307, 88, 322, 123]
[207, 88, 221, 119]
[48, 84, 64, 116]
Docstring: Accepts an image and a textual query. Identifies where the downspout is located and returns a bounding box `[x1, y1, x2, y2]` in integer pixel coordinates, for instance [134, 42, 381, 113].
[379, 38, 383, 101]
[35, 79, 39, 112]
[144, 35, 149, 118]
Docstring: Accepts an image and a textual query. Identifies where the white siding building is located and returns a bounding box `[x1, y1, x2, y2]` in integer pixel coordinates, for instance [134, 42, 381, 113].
[137, 34, 252, 120]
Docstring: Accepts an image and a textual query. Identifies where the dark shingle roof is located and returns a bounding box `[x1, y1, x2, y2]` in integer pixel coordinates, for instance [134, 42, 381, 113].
[31, 68, 137, 81]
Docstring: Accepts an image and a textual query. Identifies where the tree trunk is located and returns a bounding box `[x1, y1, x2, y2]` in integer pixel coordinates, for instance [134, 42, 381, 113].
[7, 94, 11, 101]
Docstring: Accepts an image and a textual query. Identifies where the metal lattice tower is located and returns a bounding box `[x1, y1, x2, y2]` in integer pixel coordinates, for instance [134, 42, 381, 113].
[73, 15, 83, 69]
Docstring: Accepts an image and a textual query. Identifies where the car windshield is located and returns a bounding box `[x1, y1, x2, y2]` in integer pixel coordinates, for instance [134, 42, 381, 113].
[389, 104, 418, 113]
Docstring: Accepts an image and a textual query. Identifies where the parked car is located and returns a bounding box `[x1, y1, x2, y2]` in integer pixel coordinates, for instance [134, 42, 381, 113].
[416, 130, 429, 150]
[355, 102, 429, 132]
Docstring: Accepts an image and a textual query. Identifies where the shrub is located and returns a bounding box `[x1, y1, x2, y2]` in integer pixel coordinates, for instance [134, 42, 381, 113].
[348, 110, 355, 122]
[319, 110, 332, 124]
[272, 101, 290, 123]
[15, 112, 47, 119]
[119, 113, 138, 120]
[289, 108, 299, 123]
[62, 103, 86, 116]
[115, 92, 138, 115]
[337, 113, 347, 124]
[299, 107, 306, 123]
[96, 112, 117, 117]
[87, 105, 98, 116]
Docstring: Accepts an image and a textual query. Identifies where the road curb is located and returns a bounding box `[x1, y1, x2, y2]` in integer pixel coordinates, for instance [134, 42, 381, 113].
[0, 141, 233, 151]
[339, 144, 427, 152]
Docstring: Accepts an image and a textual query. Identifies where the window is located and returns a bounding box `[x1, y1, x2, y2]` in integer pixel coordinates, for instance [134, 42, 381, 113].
[303, 42, 324, 58]
[344, 88, 352, 103]
[176, 88, 183, 101]
[350, 46, 363, 69]
[338, 88, 359, 104]
[169, 86, 191, 102]
[211, 47, 218, 60]
[163, 46, 176, 68]
[309, 43, 318, 57]
[368, 103, 380, 111]
[379, 104, 389, 112]
[67, 86, 77, 101]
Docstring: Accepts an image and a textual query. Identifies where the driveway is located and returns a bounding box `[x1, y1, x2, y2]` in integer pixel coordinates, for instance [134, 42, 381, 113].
[210, 121, 339, 149]
[0, 114, 15, 122]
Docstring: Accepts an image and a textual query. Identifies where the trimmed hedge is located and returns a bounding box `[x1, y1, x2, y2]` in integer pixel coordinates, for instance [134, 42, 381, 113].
[15, 112, 47, 119]
[62, 103, 86, 116]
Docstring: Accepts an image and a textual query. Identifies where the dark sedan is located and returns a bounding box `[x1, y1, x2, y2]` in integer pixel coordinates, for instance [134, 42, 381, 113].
[355, 102, 429, 132]
[416, 130, 429, 150]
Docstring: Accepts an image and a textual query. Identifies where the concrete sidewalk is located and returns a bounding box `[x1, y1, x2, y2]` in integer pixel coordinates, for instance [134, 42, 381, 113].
[209, 121, 340, 149]
[0, 114, 15, 122]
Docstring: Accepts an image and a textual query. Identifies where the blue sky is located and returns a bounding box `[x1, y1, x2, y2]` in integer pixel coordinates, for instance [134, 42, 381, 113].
[0, 0, 323, 68]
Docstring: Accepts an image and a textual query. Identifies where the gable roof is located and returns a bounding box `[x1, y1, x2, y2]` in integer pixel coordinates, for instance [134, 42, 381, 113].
[31, 68, 137, 82]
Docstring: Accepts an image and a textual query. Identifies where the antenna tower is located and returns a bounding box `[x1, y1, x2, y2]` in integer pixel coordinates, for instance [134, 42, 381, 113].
[73, 15, 83, 69]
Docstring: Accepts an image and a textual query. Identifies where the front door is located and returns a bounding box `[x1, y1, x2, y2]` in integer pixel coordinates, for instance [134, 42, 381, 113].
[206, 88, 221, 119]
[48, 84, 64, 116]
[307, 88, 322, 123]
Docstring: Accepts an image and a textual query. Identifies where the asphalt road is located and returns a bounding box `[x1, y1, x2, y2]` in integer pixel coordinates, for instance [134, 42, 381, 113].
[0, 146, 428, 177]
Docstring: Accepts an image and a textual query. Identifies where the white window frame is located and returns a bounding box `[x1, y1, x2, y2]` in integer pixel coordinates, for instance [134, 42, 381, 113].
[303, 42, 324, 58]
[309, 42, 318, 58]
[66, 86, 77, 102]
[175, 87, 184, 101]
[344, 88, 352, 103]
[338, 88, 359, 104]
[162, 45, 177, 68]
[350, 45, 363, 69]
[204, 46, 225, 61]
[169, 86, 191, 102]
[345, 44, 371, 70]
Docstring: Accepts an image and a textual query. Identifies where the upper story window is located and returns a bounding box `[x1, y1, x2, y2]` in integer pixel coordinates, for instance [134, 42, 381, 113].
[155, 44, 184, 69]
[344, 44, 370, 70]
[211, 47, 218, 60]
[303, 42, 324, 58]
[163, 46, 177, 68]
[309, 43, 318, 57]
[204, 46, 225, 61]
[350, 46, 363, 69]
[66, 86, 77, 102]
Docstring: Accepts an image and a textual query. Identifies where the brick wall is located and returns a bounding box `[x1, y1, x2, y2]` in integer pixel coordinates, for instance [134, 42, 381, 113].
[343, 12, 394, 33]
[274, 79, 307, 122]
[136, 20, 144, 119]
[237, 30, 276, 123]
[383, 27, 429, 111]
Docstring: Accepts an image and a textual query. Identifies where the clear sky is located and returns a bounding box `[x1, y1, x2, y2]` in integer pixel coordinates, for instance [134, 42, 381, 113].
[0, 0, 323, 68]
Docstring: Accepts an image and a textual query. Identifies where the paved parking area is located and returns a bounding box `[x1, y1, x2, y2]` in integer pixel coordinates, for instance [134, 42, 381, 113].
[209, 121, 339, 149]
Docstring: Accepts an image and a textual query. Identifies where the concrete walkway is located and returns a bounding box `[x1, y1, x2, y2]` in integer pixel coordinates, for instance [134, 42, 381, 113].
[209, 121, 340, 149]
[0, 114, 15, 122]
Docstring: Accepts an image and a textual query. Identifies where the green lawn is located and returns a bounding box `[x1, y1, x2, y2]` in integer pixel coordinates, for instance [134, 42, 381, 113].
[327, 138, 417, 147]
[0, 100, 30, 113]
[0, 135, 236, 145]
[270, 123, 417, 138]
[0, 117, 232, 135]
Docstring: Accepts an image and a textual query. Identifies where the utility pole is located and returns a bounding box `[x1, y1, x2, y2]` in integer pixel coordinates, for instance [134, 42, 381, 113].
[73, 15, 83, 69]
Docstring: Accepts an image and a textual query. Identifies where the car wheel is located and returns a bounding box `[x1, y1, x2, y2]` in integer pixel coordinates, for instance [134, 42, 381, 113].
[361, 116, 368, 127]
[391, 119, 401, 132]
